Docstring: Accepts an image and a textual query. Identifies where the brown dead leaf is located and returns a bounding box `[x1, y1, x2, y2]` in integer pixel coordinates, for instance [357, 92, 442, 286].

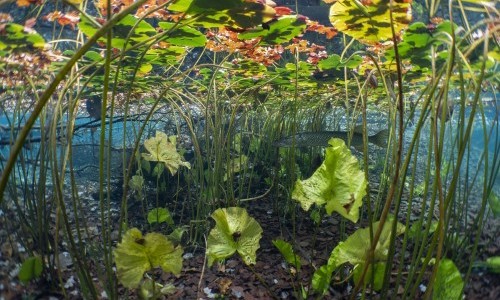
[218, 277, 232, 294]
[0, 13, 13, 23]
[24, 18, 36, 28]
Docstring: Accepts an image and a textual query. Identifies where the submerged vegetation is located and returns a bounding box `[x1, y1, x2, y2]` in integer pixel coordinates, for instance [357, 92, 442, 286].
[0, 0, 499, 299]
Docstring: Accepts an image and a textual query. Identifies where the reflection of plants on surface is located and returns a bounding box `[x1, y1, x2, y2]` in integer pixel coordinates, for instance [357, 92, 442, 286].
[206, 207, 262, 266]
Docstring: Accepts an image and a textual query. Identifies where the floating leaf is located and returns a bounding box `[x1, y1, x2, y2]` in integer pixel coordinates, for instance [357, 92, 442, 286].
[84, 50, 102, 62]
[206, 207, 263, 266]
[328, 0, 412, 45]
[229, 60, 267, 77]
[273, 239, 301, 271]
[318, 54, 363, 71]
[18, 256, 43, 283]
[168, 0, 275, 29]
[137, 62, 152, 75]
[385, 21, 455, 71]
[158, 22, 206, 47]
[434, 259, 464, 300]
[312, 216, 405, 293]
[79, 14, 156, 49]
[292, 138, 367, 223]
[147, 208, 174, 225]
[238, 15, 307, 45]
[0, 23, 45, 52]
[143, 47, 187, 65]
[285, 61, 314, 77]
[142, 131, 190, 176]
[114, 228, 183, 289]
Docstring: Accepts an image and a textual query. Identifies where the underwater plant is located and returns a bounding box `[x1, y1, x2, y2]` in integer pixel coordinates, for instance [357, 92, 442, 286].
[113, 228, 183, 296]
[206, 207, 263, 267]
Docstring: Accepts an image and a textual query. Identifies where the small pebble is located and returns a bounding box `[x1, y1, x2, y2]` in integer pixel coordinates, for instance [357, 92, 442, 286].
[16, 243, 25, 253]
[64, 276, 75, 289]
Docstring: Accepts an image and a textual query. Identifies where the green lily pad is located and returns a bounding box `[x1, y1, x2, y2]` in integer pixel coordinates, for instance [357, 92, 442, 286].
[158, 22, 206, 47]
[385, 21, 455, 71]
[328, 0, 412, 45]
[318, 54, 363, 71]
[113, 228, 183, 289]
[142, 131, 191, 176]
[238, 15, 307, 45]
[292, 138, 367, 223]
[0, 23, 46, 53]
[79, 14, 156, 49]
[206, 207, 263, 266]
[143, 47, 187, 65]
[84, 50, 102, 62]
[168, 0, 275, 29]
[228, 60, 268, 77]
[312, 216, 405, 293]
[434, 259, 464, 300]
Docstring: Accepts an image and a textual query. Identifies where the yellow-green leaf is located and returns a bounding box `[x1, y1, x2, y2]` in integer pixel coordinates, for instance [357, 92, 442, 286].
[142, 131, 190, 176]
[114, 228, 183, 289]
[168, 0, 275, 29]
[292, 138, 367, 223]
[329, 0, 412, 45]
[312, 216, 405, 293]
[434, 259, 464, 300]
[206, 207, 262, 266]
